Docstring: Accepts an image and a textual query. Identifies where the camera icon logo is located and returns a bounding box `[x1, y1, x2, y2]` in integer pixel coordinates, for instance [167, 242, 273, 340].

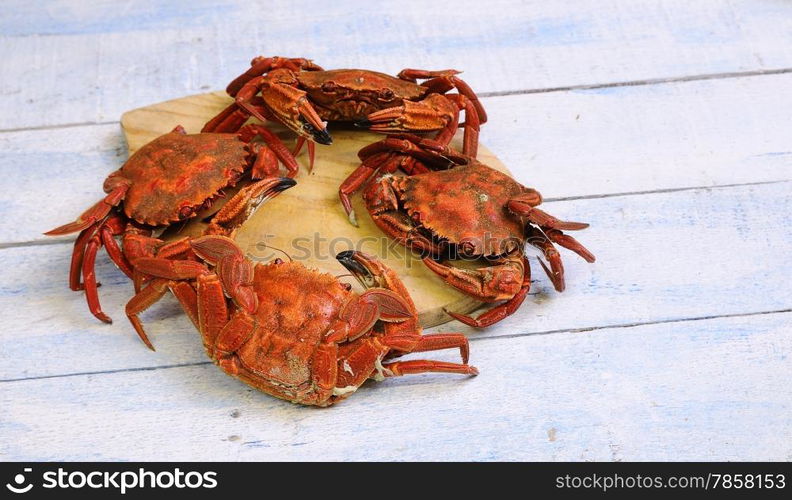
[5, 468, 33, 494]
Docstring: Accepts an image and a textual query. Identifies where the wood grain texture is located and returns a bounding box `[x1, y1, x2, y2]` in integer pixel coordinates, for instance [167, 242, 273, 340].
[9, 72, 792, 247]
[4, 182, 790, 381]
[3, 0, 792, 129]
[3, 312, 790, 461]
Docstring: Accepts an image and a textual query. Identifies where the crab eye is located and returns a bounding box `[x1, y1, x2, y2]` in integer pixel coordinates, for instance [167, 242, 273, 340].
[379, 88, 395, 100]
[321, 81, 337, 93]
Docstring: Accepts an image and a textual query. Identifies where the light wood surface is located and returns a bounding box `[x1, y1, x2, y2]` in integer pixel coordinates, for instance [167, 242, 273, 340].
[120, 92, 514, 327]
[1, 0, 791, 461]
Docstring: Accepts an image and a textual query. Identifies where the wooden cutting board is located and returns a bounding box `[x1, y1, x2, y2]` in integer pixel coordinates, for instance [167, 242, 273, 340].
[120, 92, 513, 327]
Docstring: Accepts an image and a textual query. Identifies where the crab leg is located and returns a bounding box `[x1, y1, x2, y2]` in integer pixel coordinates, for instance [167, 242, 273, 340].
[171, 281, 199, 330]
[522, 219, 595, 293]
[545, 228, 596, 263]
[68, 227, 94, 291]
[292, 137, 316, 173]
[189, 236, 258, 313]
[508, 191, 590, 231]
[444, 257, 532, 328]
[202, 102, 253, 133]
[447, 286, 531, 328]
[361, 69, 485, 155]
[126, 278, 172, 350]
[100, 216, 134, 279]
[204, 177, 296, 237]
[238, 125, 300, 178]
[125, 257, 212, 348]
[132, 242, 252, 362]
[506, 191, 596, 290]
[44, 182, 129, 236]
[380, 359, 478, 377]
[428, 94, 481, 156]
[132, 258, 209, 281]
[226, 56, 322, 97]
[150, 237, 194, 260]
[422, 255, 526, 302]
[361, 94, 459, 137]
[125, 261, 234, 352]
[197, 274, 233, 353]
[525, 226, 566, 292]
[45, 182, 133, 321]
[383, 332, 472, 364]
[127, 236, 259, 352]
[339, 152, 392, 226]
[509, 202, 590, 231]
[397, 68, 488, 124]
[335, 250, 477, 381]
[363, 178, 447, 256]
[342, 141, 437, 225]
[358, 135, 467, 170]
[82, 231, 111, 323]
[201, 96, 267, 133]
[123, 234, 193, 293]
[326, 287, 413, 345]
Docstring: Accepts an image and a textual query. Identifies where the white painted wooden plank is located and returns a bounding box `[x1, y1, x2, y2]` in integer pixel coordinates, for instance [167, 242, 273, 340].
[482, 73, 792, 199]
[3, 0, 792, 129]
[2, 312, 789, 461]
[5, 73, 792, 246]
[2, 182, 790, 380]
[0, 123, 122, 245]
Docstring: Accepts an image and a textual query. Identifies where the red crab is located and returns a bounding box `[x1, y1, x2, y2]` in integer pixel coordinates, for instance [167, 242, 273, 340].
[341, 135, 596, 327]
[202, 56, 486, 170]
[126, 235, 477, 406]
[45, 125, 298, 323]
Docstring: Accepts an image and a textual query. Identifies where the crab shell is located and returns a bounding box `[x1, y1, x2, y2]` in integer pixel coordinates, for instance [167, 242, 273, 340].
[105, 131, 249, 226]
[398, 161, 527, 256]
[297, 69, 426, 121]
[227, 261, 376, 405]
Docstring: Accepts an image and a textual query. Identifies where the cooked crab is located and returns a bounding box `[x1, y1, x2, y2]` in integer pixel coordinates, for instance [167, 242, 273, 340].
[126, 235, 478, 406]
[341, 135, 596, 327]
[202, 56, 486, 170]
[45, 125, 297, 322]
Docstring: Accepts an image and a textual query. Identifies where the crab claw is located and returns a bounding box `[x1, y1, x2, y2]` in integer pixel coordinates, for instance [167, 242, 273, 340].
[207, 177, 296, 236]
[336, 250, 417, 305]
[336, 250, 381, 289]
[281, 96, 332, 144]
[190, 235, 258, 314]
[336, 250, 413, 323]
[300, 115, 333, 145]
[422, 257, 524, 303]
[356, 94, 456, 133]
[240, 69, 332, 145]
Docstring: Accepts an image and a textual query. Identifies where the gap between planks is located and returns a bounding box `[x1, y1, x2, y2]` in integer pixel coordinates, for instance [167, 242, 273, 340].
[6, 179, 791, 251]
[2, 66, 792, 135]
[3, 308, 789, 384]
[481, 67, 792, 98]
